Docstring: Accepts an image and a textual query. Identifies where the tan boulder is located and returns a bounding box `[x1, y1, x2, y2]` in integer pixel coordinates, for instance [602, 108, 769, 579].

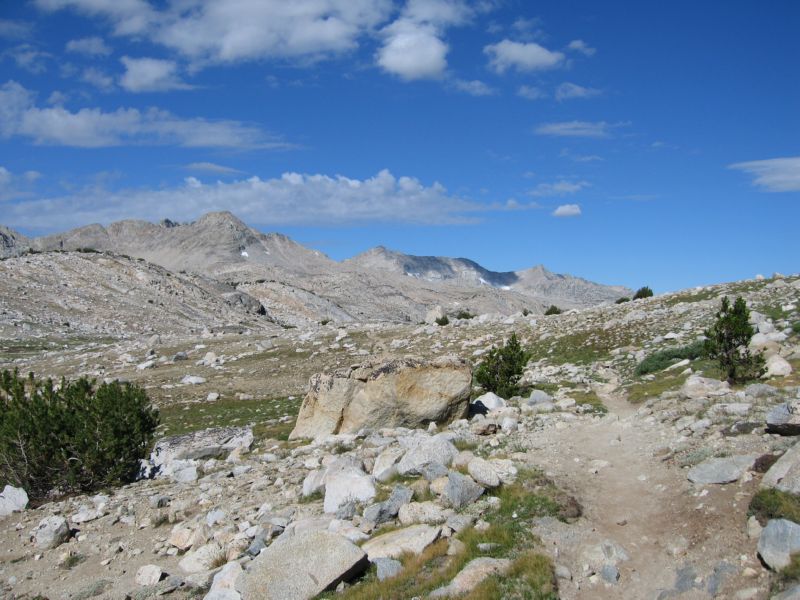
[290, 356, 472, 439]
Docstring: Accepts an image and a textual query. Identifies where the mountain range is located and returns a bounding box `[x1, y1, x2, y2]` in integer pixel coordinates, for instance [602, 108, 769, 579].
[0, 212, 630, 327]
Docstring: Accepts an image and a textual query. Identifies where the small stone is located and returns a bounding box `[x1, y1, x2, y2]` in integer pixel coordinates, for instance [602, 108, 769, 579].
[33, 516, 70, 549]
[374, 557, 403, 581]
[135, 564, 164, 586]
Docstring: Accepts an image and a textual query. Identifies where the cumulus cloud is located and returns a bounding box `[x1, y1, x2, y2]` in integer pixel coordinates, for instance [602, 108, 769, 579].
[0, 80, 287, 149]
[555, 82, 601, 101]
[484, 39, 564, 73]
[517, 85, 545, 100]
[0, 165, 41, 202]
[0, 169, 514, 230]
[567, 39, 596, 56]
[376, 1, 478, 81]
[81, 67, 115, 91]
[185, 162, 244, 175]
[452, 79, 495, 96]
[120, 56, 190, 92]
[552, 204, 581, 217]
[377, 19, 448, 80]
[0, 19, 34, 40]
[66, 36, 112, 56]
[4, 44, 51, 73]
[535, 120, 617, 138]
[37, 0, 393, 67]
[529, 180, 589, 197]
[729, 157, 800, 192]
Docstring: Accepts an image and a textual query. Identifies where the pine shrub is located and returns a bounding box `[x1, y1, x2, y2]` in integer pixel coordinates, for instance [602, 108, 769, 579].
[704, 296, 765, 383]
[615, 297, 630, 304]
[474, 333, 532, 399]
[633, 286, 654, 300]
[435, 315, 450, 326]
[0, 370, 159, 500]
[544, 305, 562, 316]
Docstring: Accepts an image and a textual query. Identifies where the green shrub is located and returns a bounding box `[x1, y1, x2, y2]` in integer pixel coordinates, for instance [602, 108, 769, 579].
[793, 321, 800, 334]
[633, 286, 654, 300]
[0, 370, 159, 501]
[704, 296, 765, 383]
[615, 297, 631, 304]
[453, 310, 475, 320]
[749, 488, 800, 525]
[634, 340, 708, 376]
[544, 305, 562, 316]
[474, 333, 531, 399]
[435, 315, 449, 326]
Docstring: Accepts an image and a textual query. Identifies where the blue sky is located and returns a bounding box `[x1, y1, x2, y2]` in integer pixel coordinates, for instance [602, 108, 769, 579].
[0, 0, 798, 292]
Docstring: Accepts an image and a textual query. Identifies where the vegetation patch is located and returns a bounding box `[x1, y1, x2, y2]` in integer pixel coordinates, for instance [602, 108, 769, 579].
[749, 488, 800, 526]
[0, 370, 158, 501]
[474, 333, 531, 399]
[570, 390, 608, 415]
[624, 372, 689, 404]
[323, 469, 567, 599]
[705, 296, 765, 383]
[157, 395, 301, 445]
[634, 340, 707, 376]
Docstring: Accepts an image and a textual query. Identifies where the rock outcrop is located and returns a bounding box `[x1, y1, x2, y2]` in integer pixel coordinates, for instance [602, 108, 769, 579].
[289, 357, 472, 439]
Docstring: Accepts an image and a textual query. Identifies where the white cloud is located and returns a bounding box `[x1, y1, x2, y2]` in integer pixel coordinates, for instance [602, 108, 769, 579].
[729, 157, 800, 192]
[484, 39, 564, 73]
[66, 36, 112, 56]
[120, 56, 190, 92]
[377, 19, 448, 80]
[452, 79, 495, 96]
[559, 148, 603, 162]
[552, 204, 581, 217]
[0, 19, 33, 40]
[567, 39, 596, 56]
[81, 67, 115, 91]
[1, 169, 504, 229]
[517, 84, 545, 100]
[555, 82, 601, 101]
[376, 1, 479, 81]
[37, 0, 393, 67]
[0, 80, 287, 149]
[4, 44, 51, 73]
[535, 120, 615, 138]
[185, 162, 244, 175]
[35, 0, 158, 36]
[529, 180, 589, 197]
[0, 165, 41, 202]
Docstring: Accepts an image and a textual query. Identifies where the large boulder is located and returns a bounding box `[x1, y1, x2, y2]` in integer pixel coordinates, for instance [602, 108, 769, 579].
[290, 357, 472, 439]
[240, 531, 368, 600]
[0, 485, 29, 517]
[323, 461, 376, 514]
[766, 355, 793, 378]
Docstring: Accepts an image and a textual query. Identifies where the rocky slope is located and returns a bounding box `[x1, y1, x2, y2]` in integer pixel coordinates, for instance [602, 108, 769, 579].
[346, 246, 630, 307]
[1, 272, 799, 599]
[1, 212, 628, 326]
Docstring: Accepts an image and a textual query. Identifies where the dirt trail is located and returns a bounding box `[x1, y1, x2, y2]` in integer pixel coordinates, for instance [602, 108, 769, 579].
[521, 370, 769, 600]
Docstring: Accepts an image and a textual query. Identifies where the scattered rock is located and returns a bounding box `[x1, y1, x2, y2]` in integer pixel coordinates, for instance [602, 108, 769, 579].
[0, 485, 29, 517]
[767, 402, 800, 436]
[686, 455, 756, 484]
[758, 519, 800, 570]
[135, 564, 164, 586]
[430, 557, 512, 597]
[373, 557, 403, 581]
[241, 531, 369, 599]
[766, 355, 793, 378]
[32, 516, 70, 549]
[467, 457, 501, 488]
[762, 443, 800, 494]
[361, 524, 442, 560]
[442, 471, 484, 509]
